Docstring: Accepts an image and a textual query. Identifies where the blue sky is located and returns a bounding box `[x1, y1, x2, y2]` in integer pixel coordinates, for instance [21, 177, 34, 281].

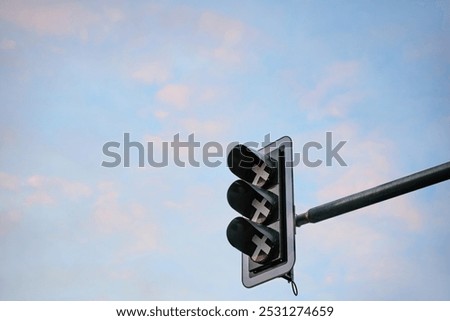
[0, 0, 449, 300]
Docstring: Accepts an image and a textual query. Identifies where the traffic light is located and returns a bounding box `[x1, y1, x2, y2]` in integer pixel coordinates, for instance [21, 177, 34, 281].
[226, 136, 296, 289]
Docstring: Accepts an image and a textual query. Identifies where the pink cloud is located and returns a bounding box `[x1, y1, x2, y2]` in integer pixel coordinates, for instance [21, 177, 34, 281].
[24, 175, 92, 206]
[0, 1, 124, 40]
[0, 1, 98, 39]
[299, 61, 366, 119]
[0, 172, 20, 190]
[198, 11, 244, 45]
[153, 110, 169, 119]
[310, 123, 422, 230]
[0, 209, 22, 236]
[197, 10, 251, 64]
[181, 118, 229, 137]
[25, 191, 55, 206]
[304, 216, 412, 287]
[156, 84, 190, 109]
[0, 38, 16, 50]
[93, 182, 161, 254]
[131, 62, 171, 85]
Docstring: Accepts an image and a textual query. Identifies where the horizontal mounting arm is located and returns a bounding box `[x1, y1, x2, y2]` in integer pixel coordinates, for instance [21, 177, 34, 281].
[296, 161, 450, 227]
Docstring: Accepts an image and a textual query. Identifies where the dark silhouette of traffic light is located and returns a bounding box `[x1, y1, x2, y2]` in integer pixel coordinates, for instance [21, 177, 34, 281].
[226, 136, 296, 288]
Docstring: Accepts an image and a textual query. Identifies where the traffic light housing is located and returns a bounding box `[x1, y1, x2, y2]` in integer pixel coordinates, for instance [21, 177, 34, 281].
[226, 136, 296, 288]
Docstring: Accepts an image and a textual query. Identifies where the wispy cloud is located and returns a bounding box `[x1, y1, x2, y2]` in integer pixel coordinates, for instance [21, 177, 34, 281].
[299, 61, 366, 119]
[26, 175, 92, 203]
[25, 190, 56, 206]
[156, 84, 191, 109]
[305, 216, 413, 293]
[0, 1, 96, 39]
[0, 0, 123, 40]
[0, 172, 20, 190]
[153, 83, 225, 114]
[153, 110, 169, 120]
[131, 62, 171, 85]
[313, 124, 422, 230]
[198, 10, 251, 64]
[0, 38, 16, 50]
[0, 172, 92, 206]
[181, 118, 229, 138]
[0, 209, 22, 236]
[93, 182, 162, 255]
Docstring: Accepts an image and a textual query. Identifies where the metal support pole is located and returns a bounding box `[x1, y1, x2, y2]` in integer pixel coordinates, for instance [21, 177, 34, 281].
[296, 161, 450, 227]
